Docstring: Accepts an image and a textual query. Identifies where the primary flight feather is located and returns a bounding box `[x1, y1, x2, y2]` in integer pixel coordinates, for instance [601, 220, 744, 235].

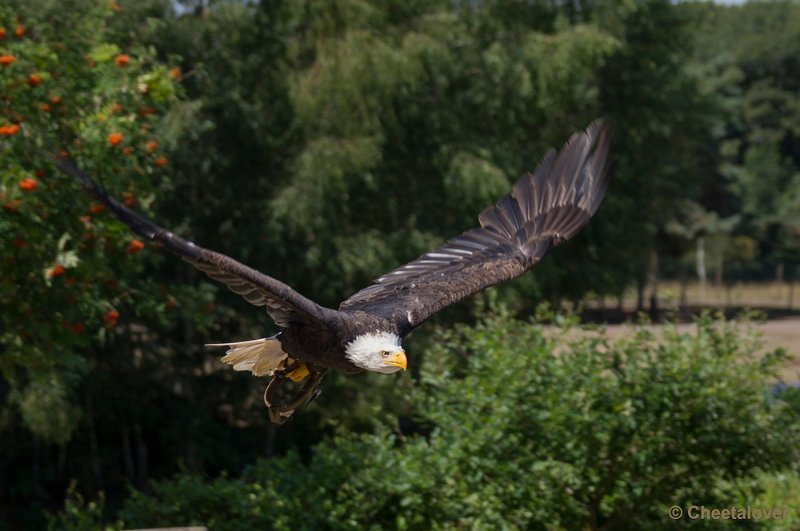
[53, 120, 612, 423]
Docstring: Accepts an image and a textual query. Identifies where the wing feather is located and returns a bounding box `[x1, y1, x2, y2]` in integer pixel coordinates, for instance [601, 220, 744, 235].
[340, 120, 612, 334]
[53, 158, 334, 329]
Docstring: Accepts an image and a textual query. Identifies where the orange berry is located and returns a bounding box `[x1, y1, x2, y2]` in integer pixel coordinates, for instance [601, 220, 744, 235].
[26, 74, 41, 87]
[70, 323, 85, 334]
[0, 55, 15, 66]
[88, 203, 106, 215]
[0, 28, 5, 39]
[114, 54, 129, 67]
[127, 239, 145, 254]
[107, 132, 123, 146]
[145, 140, 158, 153]
[50, 95, 61, 104]
[123, 191, 136, 207]
[121, 146, 133, 156]
[13, 25, 24, 38]
[109, 1, 121, 11]
[49, 264, 65, 277]
[3, 200, 21, 211]
[103, 309, 120, 328]
[39, 102, 50, 112]
[169, 67, 181, 80]
[111, 101, 123, 113]
[139, 106, 156, 117]
[153, 156, 168, 167]
[18, 178, 37, 191]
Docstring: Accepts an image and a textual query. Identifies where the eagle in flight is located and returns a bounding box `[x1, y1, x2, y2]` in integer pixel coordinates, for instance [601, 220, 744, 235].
[55, 120, 612, 423]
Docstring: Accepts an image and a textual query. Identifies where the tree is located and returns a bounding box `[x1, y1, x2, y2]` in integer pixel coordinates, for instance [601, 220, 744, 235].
[596, 0, 720, 315]
[270, 0, 619, 311]
[0, 1, 207, 525]
[693, 1, 800, 287]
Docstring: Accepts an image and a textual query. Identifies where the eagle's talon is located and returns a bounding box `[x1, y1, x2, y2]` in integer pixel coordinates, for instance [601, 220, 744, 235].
[285, 361, 310, 382]
[263, 368, 326, 424]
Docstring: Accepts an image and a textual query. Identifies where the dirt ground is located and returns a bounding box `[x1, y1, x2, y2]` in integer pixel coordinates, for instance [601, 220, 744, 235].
[600, 316, 800, 382]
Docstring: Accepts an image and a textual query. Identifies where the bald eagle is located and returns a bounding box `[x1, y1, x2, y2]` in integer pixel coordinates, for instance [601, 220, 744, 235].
[55, 120, 612, 423]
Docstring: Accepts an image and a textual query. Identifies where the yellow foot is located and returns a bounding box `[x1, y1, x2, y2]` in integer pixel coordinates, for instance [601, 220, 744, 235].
[286, 361, 310, 382]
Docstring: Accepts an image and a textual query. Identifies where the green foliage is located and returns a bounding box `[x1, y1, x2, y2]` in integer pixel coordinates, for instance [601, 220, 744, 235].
[58, 313, 799, 530]
[0, 3, 220, 527]
[692, 1, 800, 277]
[269, 1, 624, 306]
[0, 0, 185, 445]
[16, 373, 82, 445]
[46, 481, 117, 531]
[596, 0, 718, 302]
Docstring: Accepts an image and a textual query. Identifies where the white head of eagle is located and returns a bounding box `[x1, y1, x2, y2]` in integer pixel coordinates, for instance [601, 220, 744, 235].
[345, 331, 407, 374]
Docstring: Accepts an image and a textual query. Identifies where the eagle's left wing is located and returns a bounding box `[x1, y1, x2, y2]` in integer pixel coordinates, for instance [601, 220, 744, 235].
[339, 120, 612, 334]
[52, 158, 337, 330]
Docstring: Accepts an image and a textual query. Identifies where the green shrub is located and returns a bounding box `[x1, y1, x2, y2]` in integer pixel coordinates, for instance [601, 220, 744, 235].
[55, 312, 800, 530]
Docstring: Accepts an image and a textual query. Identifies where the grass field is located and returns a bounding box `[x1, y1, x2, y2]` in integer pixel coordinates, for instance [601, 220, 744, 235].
[581, 281, 800, 382]
[587, 281, 798, 312]
[655, 280, 798, 310]
[599, 318, 800, 383]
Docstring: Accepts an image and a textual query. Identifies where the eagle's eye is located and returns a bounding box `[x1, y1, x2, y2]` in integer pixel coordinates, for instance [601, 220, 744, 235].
[380, 350, 389, 358]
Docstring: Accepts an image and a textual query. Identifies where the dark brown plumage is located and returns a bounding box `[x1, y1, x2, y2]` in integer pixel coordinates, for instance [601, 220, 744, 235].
[53, 120, 612, 423]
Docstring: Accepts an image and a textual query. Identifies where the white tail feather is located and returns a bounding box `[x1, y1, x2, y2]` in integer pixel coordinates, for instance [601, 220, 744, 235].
[207, 337, 287, 377]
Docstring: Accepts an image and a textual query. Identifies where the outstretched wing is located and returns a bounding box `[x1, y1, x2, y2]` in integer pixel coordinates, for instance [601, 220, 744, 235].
[52, 158, 335, 329]
[340, 120, 612, 334]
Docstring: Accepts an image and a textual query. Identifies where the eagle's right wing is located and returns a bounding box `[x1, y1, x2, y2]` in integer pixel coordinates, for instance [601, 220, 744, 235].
[53, 158, 335, 330]
[340, 120, 612, 335]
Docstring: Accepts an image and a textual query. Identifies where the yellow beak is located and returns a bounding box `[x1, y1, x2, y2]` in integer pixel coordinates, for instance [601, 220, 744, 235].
[384, 350, 407, 371]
